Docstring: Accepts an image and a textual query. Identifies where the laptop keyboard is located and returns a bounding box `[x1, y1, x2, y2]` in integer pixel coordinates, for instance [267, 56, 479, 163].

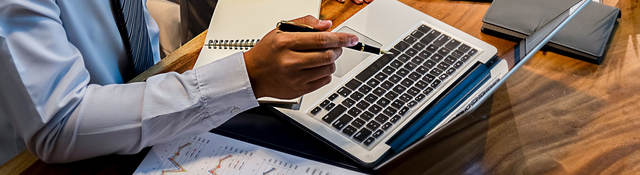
[309, 24, 478, 148]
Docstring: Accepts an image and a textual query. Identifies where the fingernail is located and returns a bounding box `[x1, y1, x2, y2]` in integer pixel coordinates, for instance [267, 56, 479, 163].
[338, 0, 345, 2]
[350, 36, 359, 46]
[320, 20, 332, 26]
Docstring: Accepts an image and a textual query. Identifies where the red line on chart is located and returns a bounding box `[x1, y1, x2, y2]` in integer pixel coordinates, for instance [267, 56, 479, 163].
[208, 154, 232, 175]
[161, 143, 192, 175]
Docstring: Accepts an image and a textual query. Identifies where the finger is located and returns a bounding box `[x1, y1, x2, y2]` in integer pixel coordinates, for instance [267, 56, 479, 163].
[336, 0, 346, 3]
[289, 15, 332, 31]
[284, 32, 358, 50]
[290, 48, 342, 69]
[364, 0, 373, 3]
[300, 63, 337, 83]
[352, 0, 364, 4]
[304, 76, 332, 93]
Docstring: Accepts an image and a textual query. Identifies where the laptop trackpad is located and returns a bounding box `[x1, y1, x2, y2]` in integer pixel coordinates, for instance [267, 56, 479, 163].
[334, 26, 383, 77]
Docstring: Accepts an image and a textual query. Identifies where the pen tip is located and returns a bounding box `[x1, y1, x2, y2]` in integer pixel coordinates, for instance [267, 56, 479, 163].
[381, 50, 394, 55]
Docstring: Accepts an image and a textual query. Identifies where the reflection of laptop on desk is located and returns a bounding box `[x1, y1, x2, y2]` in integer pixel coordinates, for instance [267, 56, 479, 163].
[274, 0, 590, 168]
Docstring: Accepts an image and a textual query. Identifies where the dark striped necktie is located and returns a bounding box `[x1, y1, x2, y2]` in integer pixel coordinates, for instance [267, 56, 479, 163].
[111, 0, 155, 75]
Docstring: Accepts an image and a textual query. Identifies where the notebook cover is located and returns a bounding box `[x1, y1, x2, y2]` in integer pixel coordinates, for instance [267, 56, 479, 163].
[482, 0, 620, 64]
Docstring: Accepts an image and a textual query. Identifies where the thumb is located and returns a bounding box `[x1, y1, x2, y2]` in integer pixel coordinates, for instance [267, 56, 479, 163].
[289, 15, 332, 31]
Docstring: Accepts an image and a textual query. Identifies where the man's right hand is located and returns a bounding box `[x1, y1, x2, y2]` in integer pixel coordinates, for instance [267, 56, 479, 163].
[243, 15, 358, 99]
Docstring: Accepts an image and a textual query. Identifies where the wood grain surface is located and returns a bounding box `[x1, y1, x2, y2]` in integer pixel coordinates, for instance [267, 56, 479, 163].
[2, 0, 638, 174]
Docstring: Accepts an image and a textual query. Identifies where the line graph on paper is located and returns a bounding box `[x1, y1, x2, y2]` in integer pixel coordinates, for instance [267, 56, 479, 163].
[133, 133, 365, 175]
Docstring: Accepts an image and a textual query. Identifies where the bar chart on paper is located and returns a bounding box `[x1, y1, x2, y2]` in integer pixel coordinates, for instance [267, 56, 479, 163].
[133, 133, 364, 175]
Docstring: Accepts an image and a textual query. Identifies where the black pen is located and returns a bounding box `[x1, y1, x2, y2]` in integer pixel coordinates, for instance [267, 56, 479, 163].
[276, 21, 392, 55]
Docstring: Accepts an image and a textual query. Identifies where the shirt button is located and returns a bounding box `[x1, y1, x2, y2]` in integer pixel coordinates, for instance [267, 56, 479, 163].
[230, 106, 240, 114]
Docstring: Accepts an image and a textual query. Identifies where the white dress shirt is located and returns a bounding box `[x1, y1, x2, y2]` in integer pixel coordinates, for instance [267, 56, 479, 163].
[0, 0, 259, 163]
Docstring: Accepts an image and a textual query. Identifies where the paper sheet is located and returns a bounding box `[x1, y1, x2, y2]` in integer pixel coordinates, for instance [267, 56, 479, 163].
[133, 132, 365, 175]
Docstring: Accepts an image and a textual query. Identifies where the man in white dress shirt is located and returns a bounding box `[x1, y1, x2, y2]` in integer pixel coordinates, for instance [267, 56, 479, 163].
[0, 0, 371, 164]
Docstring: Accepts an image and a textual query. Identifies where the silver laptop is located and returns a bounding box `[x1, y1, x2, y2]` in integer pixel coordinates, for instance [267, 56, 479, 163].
[276, 0, 590, 167]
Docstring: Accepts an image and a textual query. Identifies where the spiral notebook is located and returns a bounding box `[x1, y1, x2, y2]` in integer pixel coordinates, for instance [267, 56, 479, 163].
[194, 0, 321, 105]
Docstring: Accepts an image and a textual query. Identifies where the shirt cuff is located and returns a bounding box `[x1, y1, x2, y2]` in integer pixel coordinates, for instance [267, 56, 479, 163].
[193, 52, 259, 127]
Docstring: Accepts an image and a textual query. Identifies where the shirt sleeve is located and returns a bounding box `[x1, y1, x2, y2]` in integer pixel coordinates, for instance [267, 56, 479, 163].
[0, 0, 259, 163]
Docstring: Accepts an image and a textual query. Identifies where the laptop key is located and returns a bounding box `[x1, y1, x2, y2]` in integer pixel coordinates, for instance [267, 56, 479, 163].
[391, 100, 404, 109]
[353, 128, 372, 142]
[375, 72, 388, 81]
[446, 68, 456, 75]
[408, 87, 420, 96]
[439, 73, 449, 80]
[457, 44, 471, 53]
[372, 130, 384, 138]
[374, 115, 389, 123]
[360, 111, 374, 121]
[332, 114, 352, 129]
[426, 44, 438, 52]
[376, 98, 390, 107]
[373, 87, 386, 96]
[396, 68, 409, 76]
[411, 56, 425, 65]
[325, 103, 335, 110]
[368, 104, 382, 114]
[415, 80, 428, 89]
[388, 75, 401, 83]
[320, 100, 330, 108]
[403, 62, 417, 71]
[323, 105, 347, 123]
[383, 107, 397, 116]
[422, 30, 440, 44]
[438, 48, 451, 55]
[382, 66, 396, 75]
[416, 66, 429, 74]
[363, 137, 375, 146]
[397, 54, 410, 62]
[342, 98, 356, 107]
[403, 36, 418, 44]
[424, 87, 434, 95]
[415, 94, 426, 102]
[430, 68, 443, 75]
[350, 91, 364, 100]
[405, 48, 418, 56]
[418, 25, 431, 33]
[385, 91, 398, 100]
[408, 72, 421, 81]
[381, 81, 394, 89]
[355, 54, 393, 82]
[437, 63, 450, 71]
[342, 125, 357, 136]
[399, 107, 410, 116]
[390, 115, 401, 123]
[411, 30, 425, 38]
[399, 93, 412, 102]
[423, 74, 436, 82]
[328, 93, 339, 101]
[390, 60, 403, 68]
[461, 55, 471, 62]
[453, 61, 464, 68]
[423, 60, 436, 68]
[366, 121, 380, 130]
[348, 107, 362, 116]
[358, 85, 372, 94]
[413, 42, 427, 51]
[337, 87, 352, 97]
[311, 107, 322, 115]
[393, 85, 407, 94]
[433, 35, 450, 46]
[468, 48, 478, 56]
[400, 79, 414, 87]
[431, 80, 441, 88]
[365, 94, 378, 103]
[431, 54, 444, 62]
[419, 50, 432, 59]
[450, 50, 464, 58]
[367, 79, 380, 87]
[445, 39, 461, 50]
[352, 118, 366, 128]
[356, 101, 370, 111]
[394, 41, 410, 51]
[444, 56, 456, 65]
[381, 122, 393, 130]
[407, 100, 418, 107]
[345, 79, 361, 90]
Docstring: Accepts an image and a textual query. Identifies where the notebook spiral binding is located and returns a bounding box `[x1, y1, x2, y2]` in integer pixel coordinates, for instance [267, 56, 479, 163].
[205, 39, 261, 50]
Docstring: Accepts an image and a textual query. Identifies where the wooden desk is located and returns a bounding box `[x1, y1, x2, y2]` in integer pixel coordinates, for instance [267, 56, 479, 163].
[2, 0, 638, 174]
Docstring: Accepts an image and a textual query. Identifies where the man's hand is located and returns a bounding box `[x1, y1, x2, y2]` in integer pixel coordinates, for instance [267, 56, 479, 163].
[243, 15, 358, 99]
[336, 0, 373, 4]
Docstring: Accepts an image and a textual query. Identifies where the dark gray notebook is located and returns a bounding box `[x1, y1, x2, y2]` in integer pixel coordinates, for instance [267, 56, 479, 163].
[482, 0, 620, 64]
